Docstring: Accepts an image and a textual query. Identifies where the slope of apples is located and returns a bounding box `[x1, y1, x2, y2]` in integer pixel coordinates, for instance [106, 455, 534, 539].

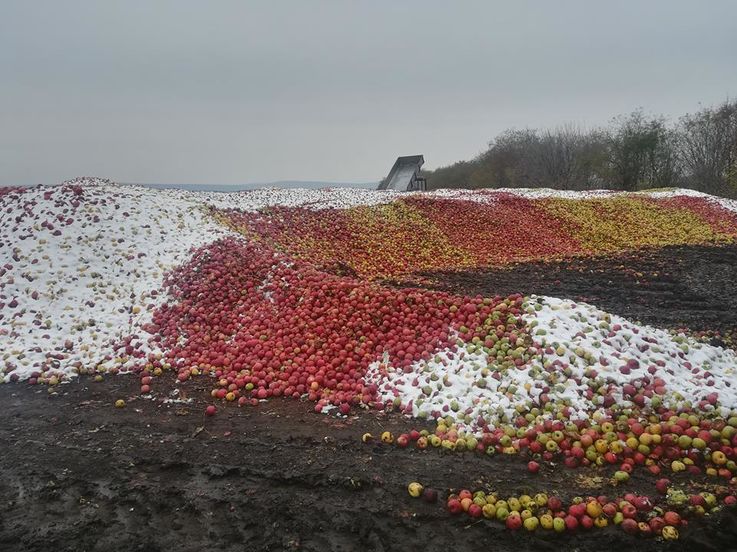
[6, 178, 737, 544]
[145, 236, 532, 410]
[0, 178, 233, 382]
[0, 180, 528, 384]
[368, 296, 737, 434]
[215, 191, 737, 280]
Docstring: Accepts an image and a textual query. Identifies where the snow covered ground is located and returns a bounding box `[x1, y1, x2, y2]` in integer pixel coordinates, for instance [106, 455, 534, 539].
[0, 178, 234, 382]
[366, 296, 737, 433]
[159, 182, 737, 212]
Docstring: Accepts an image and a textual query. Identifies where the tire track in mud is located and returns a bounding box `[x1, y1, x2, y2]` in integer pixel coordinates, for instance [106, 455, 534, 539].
[411, 244, 737, 335]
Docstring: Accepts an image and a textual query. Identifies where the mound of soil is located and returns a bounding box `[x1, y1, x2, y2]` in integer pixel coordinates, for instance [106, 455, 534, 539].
[1, 377, 736, 552]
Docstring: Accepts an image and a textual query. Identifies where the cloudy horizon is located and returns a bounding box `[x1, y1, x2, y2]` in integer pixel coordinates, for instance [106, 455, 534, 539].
[2, 0, 736, 186]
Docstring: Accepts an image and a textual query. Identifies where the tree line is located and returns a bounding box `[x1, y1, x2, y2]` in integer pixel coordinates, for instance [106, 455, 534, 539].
[424, 100, 737, 198]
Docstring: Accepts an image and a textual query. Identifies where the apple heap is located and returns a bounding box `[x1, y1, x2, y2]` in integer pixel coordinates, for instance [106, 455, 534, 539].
[145, 236, 530, 413]
[541, 195, 737, 254]
[214, 201, 472, 281]
[403, 195, 581, 267]
[209, 195, 737, 460]
[214, 193, 737, 282]
[372, 409, 737, 481]
[441, 487, 734, 537]
[644, 196, 737, 238]
[364, 295, 737, 470]
[4, 184, 737, 388]
[0, 178, 233, 384]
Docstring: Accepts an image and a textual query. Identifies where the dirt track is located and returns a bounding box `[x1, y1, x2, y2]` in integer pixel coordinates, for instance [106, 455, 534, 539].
[419, 244, 737, 335]
[2, 244, 737, 552]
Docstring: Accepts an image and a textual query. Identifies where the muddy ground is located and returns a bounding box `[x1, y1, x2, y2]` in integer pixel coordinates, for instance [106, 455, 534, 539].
[2, 244, 737, 552]
[420, 244, 737, 336]
[2, 378, 737, 552]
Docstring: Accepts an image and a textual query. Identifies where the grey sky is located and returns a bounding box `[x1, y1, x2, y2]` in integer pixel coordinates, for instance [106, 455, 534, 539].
[2, 1, 736, 186]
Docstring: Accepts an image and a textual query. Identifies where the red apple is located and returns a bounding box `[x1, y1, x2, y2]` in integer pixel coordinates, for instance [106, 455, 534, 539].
[548, 496, 562, 511]
[621, 518, 639, 535]
[447, 498, 462, 514]
[564, 515, 579, 531]
[663, 511, 681, 526]
[580, 515, 594, 529]
[506, 512, 522, 530]
[649, 517, 665, 533]
[655, 478, 671, 494]
[602, 503, 618, 518]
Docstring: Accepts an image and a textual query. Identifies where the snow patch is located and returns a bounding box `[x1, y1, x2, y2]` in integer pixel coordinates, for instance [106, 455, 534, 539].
[0, 179, 235, 382]
[366, 296, 737, 434]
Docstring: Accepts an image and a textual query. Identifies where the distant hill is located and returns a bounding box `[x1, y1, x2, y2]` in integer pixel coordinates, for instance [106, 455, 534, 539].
[1, 180, 379, 191]
[124, 180, 379, 192]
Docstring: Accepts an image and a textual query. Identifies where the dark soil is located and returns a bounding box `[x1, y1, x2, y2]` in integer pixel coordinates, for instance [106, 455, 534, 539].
[418, 244, 737, 335]
[2, 243, 737, 552]
[2, 377, 737, 552]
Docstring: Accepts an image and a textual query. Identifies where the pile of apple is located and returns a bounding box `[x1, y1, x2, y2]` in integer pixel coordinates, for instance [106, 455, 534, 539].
[368, 407, 737, 480]
[214, 193, 737, 280]
[213, 201, 472, 281]
[429, 485, 736, 539]
[643, 195, 737, 237]
[145, 237, 530, 412]
[373, 401, 737, 538]
[540, 195, 737, 253]
[362, 295, 737, 448]
[6, 180, 737, 541]
[403, 195, 582, 265]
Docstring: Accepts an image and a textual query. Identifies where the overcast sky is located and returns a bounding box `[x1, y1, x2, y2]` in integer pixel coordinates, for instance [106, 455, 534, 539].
[2, 1, 736, 186]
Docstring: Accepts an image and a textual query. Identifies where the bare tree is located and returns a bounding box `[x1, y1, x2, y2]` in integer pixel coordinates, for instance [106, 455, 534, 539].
[678, 100, 737, 197]
[462, 127, 610, 191]
[526, 126, 608, 190]
[606, 111, 678, 191]
[470, 129, 537, 189]
[424, 100, 736, 198]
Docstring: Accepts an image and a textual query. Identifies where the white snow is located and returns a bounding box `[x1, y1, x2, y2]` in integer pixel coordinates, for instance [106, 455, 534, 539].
[155, 185, 501, 211]
[365, 296, 737, 433]
[0, 178, 235, 382]
[527, 296, 737, 413]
